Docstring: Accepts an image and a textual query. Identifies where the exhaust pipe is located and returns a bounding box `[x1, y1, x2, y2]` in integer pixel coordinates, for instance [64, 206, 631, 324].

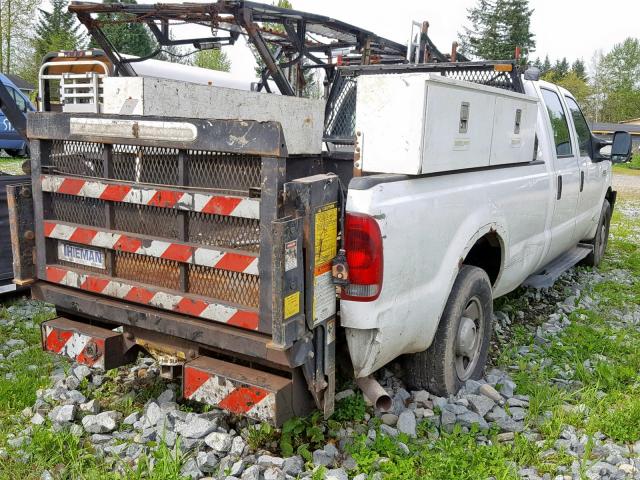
[356, 376, 392, 412]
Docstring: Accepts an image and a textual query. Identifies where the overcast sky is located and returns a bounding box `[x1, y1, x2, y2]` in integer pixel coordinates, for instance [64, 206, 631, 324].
[134, 0, 640, 79]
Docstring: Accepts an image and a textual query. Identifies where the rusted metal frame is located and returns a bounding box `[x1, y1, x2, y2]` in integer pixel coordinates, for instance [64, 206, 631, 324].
[178, 149, 189, 292]
[42, 316, 138, 370]
[43, 220, 259, 271]
[183, 355, 294, 425]
[40, 173, 261, 220]
[0, 81, 28, 142]
[240, 8, 295, 96]
[103, 144, 115, 277]
[68, 1, 407, 57]
[32, 281, 290, 367]
[6, 182, 35, 285]
[360, 36, 372, 66]
[31, 140, 49, 282]
[147, 21, 232, 47]
[270, 216, 305, 349]
[258, 156, 286, 334]
[419, 21, 430, 63]
[45, 263, 261, 330]
[285, 174, 340, 416]
[27, 113, 287, 158]
[75, 13, 136, 77]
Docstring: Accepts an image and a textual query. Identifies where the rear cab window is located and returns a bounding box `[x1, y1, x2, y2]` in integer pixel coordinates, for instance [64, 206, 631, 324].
[541, 88, 573, 157]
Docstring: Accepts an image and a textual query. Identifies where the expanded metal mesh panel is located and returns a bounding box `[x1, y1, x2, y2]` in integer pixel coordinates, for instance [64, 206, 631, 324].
[188, 265, 259, 308]
[113, 251, 181, 291]
[112, 203, 181, 240]
[47, 141, 262, 194]
[112, 145, 180, 185]
[50, 140, 104, 177]
[324, 75, 357, 141]
[440, 68, 520, 91]
[188, 151, 261, 195]
[47, 193, 106, 228]
[42, 139, 267, 321]
[188, 212, 260, 252]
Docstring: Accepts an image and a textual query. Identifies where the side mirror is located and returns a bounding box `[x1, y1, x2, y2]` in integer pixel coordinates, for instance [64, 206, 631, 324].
[610, 131, 632, 164]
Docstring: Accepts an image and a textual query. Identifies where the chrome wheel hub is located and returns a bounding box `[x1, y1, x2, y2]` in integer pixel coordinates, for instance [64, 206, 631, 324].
[455, 297, 483, 380]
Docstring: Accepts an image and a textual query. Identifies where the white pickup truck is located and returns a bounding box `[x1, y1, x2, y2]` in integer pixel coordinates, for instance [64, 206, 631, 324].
[341, 68, 633, 398]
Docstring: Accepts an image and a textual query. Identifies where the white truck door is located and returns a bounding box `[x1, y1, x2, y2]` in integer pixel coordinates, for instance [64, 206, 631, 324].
[564, 95, 605, 241]
[540, 87, 581, 261]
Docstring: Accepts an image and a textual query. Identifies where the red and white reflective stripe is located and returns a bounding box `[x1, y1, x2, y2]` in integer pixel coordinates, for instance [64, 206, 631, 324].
[44, 221, 259, 275]
[43, 324, 106, 369]
[183, 367, 275, 423]
[41, 175, 260, 219]
[45, 266, 260, 331]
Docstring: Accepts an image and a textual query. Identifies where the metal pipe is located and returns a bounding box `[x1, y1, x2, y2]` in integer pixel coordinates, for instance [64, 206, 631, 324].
[356, 376, 392, 412]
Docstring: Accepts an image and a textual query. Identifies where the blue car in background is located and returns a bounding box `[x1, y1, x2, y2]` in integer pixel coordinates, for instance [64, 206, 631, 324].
[0, 74, 34, 157]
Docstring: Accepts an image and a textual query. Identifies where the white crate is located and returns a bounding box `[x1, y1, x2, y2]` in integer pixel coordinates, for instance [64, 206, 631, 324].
[355, 73, 538, 175]
[103, 77, 326, 155]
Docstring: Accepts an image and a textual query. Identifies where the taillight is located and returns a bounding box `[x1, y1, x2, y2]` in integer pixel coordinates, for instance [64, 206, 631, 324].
[342, 212, 383, 301]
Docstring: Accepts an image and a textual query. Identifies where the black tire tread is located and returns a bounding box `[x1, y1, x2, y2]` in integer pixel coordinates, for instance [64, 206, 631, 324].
[404, 265, 493, 396]
[582, 200, 611, 268]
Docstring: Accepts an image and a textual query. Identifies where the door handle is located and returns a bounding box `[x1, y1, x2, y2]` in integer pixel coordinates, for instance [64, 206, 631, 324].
[580, 171, 585, 192]
[557, 175, 563, 200]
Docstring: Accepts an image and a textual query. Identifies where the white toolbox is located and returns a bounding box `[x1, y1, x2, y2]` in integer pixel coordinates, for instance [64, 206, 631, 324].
[355, 73, 538, 175]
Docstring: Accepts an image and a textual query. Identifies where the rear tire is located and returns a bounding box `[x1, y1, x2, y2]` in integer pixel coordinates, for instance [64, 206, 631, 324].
[582, 200, 611, 268]
[404, 266, 493, 396]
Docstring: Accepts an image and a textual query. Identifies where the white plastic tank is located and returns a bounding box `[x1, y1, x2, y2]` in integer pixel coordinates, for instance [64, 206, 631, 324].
[123, 55, 254, 91]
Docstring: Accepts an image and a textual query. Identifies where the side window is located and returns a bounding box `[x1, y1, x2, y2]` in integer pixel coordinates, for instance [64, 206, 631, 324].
[541, 88, 573, 157]
[8, 87, 27, 111]
[565, 96, 591, 157]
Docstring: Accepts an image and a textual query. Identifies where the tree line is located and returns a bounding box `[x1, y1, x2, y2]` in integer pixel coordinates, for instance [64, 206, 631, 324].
[460, 0, 640, 123]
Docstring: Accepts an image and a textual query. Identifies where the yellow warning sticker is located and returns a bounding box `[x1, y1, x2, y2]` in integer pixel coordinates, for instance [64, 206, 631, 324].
[314, 203, 338, 268]
[284, 291, 300, 320]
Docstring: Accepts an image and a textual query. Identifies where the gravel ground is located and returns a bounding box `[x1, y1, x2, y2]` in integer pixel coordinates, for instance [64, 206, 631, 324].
[613, 173, 640, 196]
[0, 180, 638, 480]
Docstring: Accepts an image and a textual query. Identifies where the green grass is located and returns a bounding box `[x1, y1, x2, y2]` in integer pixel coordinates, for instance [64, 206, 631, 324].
[492, 194, 640, 460]
[0, 156, 24, 175]
[613, 153, 640, 175]
[0, 299, 189, 480]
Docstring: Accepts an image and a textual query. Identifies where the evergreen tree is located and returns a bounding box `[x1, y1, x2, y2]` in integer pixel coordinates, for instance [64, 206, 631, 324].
[500, 0, 535, 61]
[552, 58, 570, 79]
[90, 0, 156, 57]
[460, 0, 535, 62]
[541, 55, 551, 73]
[195, 49, 231, 72]
[33, 0, 85, 63]
[571, 59, 587, 81]
[531, 57, 542, 70]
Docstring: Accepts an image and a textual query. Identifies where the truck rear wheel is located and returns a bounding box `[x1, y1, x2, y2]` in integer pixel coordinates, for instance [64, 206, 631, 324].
[582, 200, 611, 268]
[404, 265, 493, 396]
